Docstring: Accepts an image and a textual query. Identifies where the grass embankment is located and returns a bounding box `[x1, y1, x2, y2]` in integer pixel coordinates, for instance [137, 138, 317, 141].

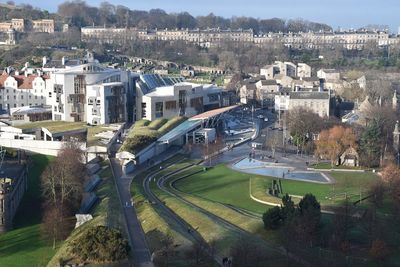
[0, 154, 55, 267]
[149, 161, 294, 266]
[175, 165, 379, 213]
[131, 155, 202, 267]
[47, 161, 127, 267]
[165, 166, 270, 237]
[15, 120, 87, 133]
[149, 162, 239, 254]
[119, 117, 186, 154]
[175, 165, 269, 214]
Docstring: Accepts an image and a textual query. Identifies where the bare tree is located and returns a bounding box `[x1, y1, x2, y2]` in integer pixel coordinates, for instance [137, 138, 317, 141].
[41, 203, 72, 249]
[40, 140, 86, 213]
[265, 130, 279, 158]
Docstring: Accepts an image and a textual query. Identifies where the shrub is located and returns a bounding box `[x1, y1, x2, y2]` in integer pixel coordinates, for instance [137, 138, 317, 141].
[158, 116, 186, 135]
[134, 119, 150, 127]
[148, 118, 168, 130]
[71, 226, 130, 263]
[120, 135, 158, 154]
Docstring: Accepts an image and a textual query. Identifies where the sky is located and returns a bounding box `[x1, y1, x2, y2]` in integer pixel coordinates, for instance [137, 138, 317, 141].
[11, 0, 400, 32]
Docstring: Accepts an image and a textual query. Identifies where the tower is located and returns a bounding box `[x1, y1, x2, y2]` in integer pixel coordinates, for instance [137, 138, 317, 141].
[393, 121, 400, 152]
[393, 91, 398, 111]
[5, 29, 16, 45]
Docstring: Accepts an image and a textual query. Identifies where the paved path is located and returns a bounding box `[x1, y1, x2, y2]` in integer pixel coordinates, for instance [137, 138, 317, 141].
[109, 145, 182, 267]
[110, 157, 154, 267]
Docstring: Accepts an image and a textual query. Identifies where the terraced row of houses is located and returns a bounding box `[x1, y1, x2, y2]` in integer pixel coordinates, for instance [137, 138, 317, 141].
[81, 26, 400, 49]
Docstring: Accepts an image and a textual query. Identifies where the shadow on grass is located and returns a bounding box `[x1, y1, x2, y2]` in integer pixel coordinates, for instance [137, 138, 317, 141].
[0, 154, 55, 267]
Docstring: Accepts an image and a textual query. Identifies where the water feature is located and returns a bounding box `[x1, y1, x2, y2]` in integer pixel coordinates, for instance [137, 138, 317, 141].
[232, 158, 331, 184]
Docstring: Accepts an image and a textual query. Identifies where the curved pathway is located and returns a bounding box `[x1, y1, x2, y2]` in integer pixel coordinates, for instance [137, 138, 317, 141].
[142, 162, 224, 266]
[156, 165, 312, 267]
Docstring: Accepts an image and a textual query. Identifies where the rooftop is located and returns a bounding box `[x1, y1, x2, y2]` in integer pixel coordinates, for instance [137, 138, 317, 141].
[15, 120, 87, 134]
[289, 91, 330, 100]
[158, 119, 201, 144]
[190, 105, 239, 120]
[87, 124, 123, 147]
[10, 106, 51, 115]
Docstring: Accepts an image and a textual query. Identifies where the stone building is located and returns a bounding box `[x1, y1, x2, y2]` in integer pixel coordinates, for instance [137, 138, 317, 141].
[337, 147, 359, 167]
[0, 152, 28, 233]
[0, 19, 54, 33]
[81, 26, 400, 50]
[275, 91, 330, 117]
[31, 19, 55, 33]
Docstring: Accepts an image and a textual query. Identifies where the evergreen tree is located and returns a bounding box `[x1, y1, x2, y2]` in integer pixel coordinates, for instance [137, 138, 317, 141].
[262, 206, 282, 229]
[360, 120, 383, 167]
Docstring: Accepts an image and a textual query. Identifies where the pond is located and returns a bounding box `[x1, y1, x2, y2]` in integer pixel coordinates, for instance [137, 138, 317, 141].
[232, 158, 331, 184]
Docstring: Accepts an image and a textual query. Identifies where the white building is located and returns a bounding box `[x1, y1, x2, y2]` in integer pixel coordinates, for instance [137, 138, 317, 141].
[141, 82, 222, 121]
[297, 63, 312, 78]
[0, 72, 49, 111]
[260, 61, 311, 79]
[48, 60, 133, 124]
[275, 91, 330, 117]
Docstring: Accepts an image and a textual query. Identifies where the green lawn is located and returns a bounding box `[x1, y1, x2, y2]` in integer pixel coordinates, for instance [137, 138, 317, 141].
[174, 165, 270, 214]
[147, 161, 291, 266]
[0, 154, 55, 267]
[175, 165, 379, 213]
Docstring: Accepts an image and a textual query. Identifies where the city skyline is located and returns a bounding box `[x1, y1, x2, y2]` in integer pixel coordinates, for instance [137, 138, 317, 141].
[10, 0, 400, 32]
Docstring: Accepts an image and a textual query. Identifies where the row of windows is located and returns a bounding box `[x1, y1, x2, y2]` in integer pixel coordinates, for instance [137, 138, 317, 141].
[4, 103, 42, 108]
[0, 95, 44, 100]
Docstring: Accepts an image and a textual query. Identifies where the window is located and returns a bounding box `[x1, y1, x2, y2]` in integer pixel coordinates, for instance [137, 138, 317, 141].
[141, 102, 147, 118]
[165, 100, 177, 110]
[155, 102, 163, 118]
[35, 96, 37, 99]
[54, 84, 63, 94]
[21, 95, 23, 99]
[74, 75, 86, 94]
[54, 106, 57, 111]
[208, 93, 219, 102]
[49, 92, 52, 97]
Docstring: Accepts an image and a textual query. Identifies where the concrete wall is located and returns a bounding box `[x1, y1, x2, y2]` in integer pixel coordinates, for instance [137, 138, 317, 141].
[0, 138, 85, 156]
